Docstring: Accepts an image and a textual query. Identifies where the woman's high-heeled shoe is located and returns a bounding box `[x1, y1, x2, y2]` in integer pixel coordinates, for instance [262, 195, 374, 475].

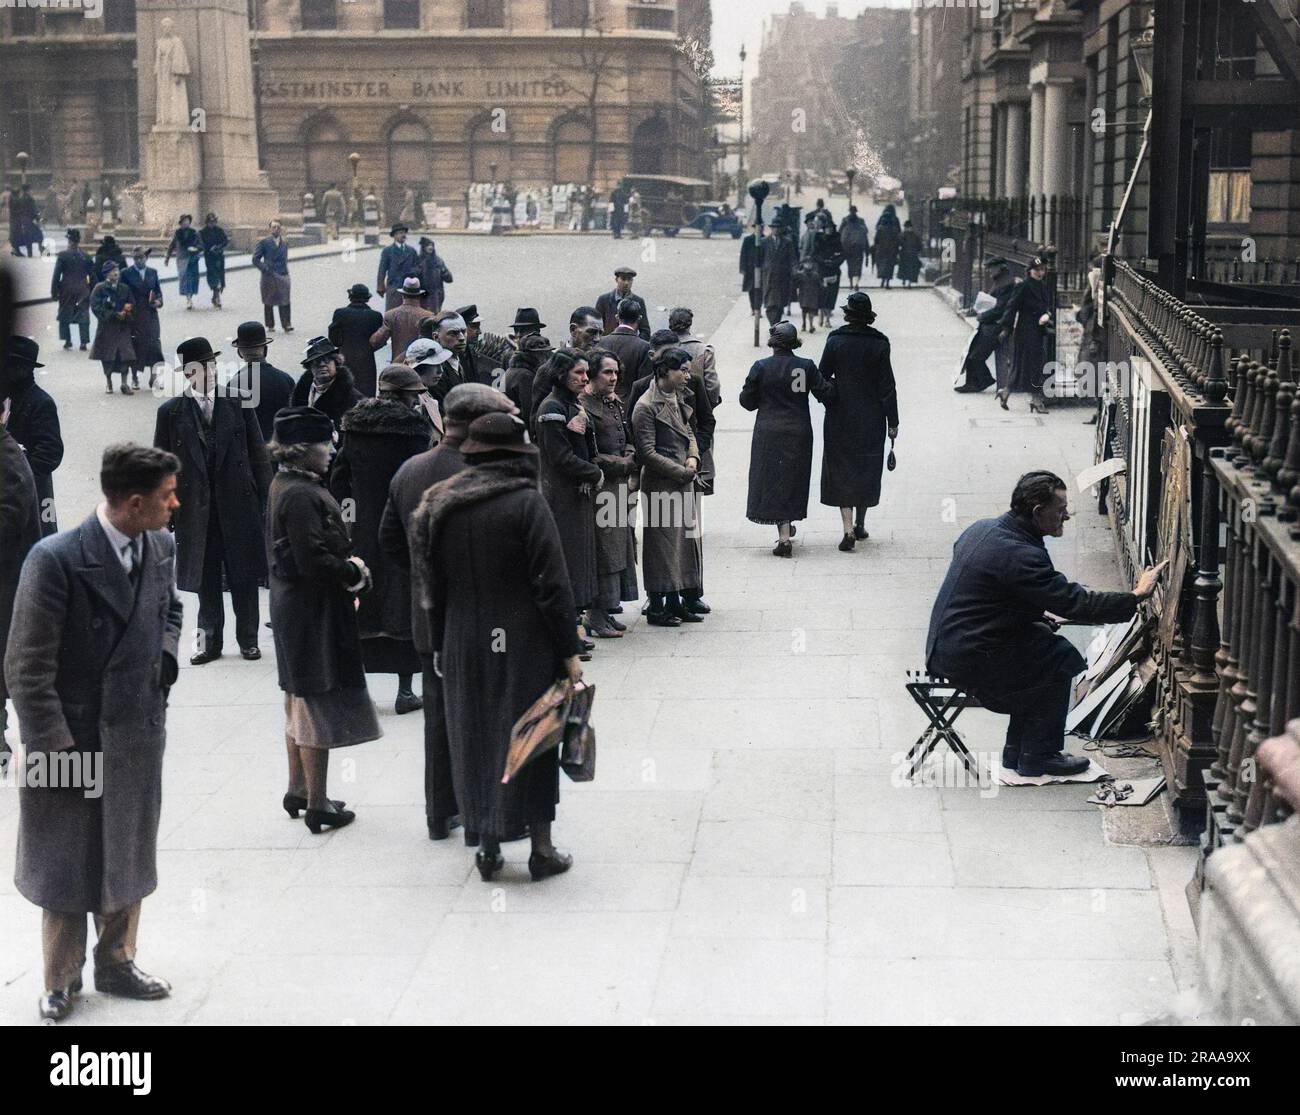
[773, 539, 793, 558]
[476, 849, 504, 882]
[304, 806, 355, 834]
[838, 533, 855, 552]
[528, 849, 573, 882]
[1029, 400, 1049, 414]
[996, 390, 1009, 411]
[283, 793, 345, 819]
[853, 524, 869, 541]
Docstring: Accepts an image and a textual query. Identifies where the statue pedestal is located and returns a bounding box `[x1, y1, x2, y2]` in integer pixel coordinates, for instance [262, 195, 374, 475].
[142, 127, 201, 227]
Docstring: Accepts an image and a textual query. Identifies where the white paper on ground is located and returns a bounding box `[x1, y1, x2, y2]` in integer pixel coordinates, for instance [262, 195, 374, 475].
[997, 757, 1109, 787]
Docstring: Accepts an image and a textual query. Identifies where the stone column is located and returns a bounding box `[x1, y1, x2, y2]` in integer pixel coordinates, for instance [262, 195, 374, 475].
[1029, 83, 1045, 238]
[1004, 101, 1027, 199]
[133, 0, 278, 244]
[1042, 80, 1070, 199]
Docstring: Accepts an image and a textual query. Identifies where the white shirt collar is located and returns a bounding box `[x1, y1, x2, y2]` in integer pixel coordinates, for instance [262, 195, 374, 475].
[96, 502, 138, 560]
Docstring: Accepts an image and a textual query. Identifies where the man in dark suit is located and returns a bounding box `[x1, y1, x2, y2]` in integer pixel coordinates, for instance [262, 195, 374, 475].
[0, 423, 41, 746]
[1, 336, 63, 536]
[739, 222, 763, 316]
[594, 266, 650, 339]
[227, 321, 295, 445]
[601, 298, 654, 402]
[50, 228, 94, 350]
[7, 443, 183, 1022]
[329, 283, 385, 399]
[154, 336, 271, 664]
[379, 383, 519, 842]
[375, 223, 421, 310]
[926, 470, 1165, 777]
[121, 246, 165, 390]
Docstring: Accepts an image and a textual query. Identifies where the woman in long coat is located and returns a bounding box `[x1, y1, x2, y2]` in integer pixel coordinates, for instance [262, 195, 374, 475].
[760, 225, 798, 326]
[632, 346, 705, 626]
[90, 260, 136, 395]
[165, 214, 202, 309]
[417, 237, 454, 313]
[840, 208, 869, 290]
[579, 347, 638, 636]
[267, 406, 381, 834]
[534, 349, 602, 623]
[200, 213, 228, 308]
[873, 205, 902, 288]
[740, 322, 834, 556]
[416, 411, 583, 882]
[819, 292, 899, 551]
[994, 255, 1054, 413]
[898, 220, 923, 286]
[330, 369, 433, 714]
[816, 228, 846, 327]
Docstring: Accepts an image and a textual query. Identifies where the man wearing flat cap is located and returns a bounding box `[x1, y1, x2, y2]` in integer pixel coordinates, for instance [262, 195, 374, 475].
[460, 305, 513, 386]
[370, 276, 435, 364]
[379, 382, 519, 841]
[595, 267, 650, 340]
[329, 284, 385, 398]
[154, 336, 272, 664]
[377, 224, 421, 311]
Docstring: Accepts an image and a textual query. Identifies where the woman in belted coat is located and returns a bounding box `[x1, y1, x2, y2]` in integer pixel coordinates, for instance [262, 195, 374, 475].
[534, 349, 602, 620]
[267, 406, 381, 834]
[90, 261, 136, 396]
[579, 347, 638, 637]
[329, 369, 433, 714]
[632, 346, 704, 626]
[740, 322, 834, 556]
[819, 292, 899, 551]
[994, 255, 1055, 413]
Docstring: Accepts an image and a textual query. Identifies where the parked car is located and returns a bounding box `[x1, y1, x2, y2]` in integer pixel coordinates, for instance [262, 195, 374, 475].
[619, 174, 715, 236]
[686, 202, 743, 238]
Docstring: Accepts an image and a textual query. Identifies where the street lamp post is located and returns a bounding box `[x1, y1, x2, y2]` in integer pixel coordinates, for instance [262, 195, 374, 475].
[348, 151, 361, 226]
[846, 167, 856, 212]
[748, 177, 771, 347]
[16, 151, 30, 188]
[737, 45, 747, 209]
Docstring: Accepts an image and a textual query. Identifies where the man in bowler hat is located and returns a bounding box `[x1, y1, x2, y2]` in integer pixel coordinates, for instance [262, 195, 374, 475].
[1, 336, 63, 536]
[329, 283, 385, 398]
[154, 337, 272, 664]
[228, 321, 295, 444]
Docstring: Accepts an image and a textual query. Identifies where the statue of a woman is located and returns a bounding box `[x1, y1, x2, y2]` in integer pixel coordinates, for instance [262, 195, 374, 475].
[154, 18, 191, 129]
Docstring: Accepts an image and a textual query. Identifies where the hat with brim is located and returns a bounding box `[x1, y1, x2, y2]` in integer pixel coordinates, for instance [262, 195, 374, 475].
[272, 405, 335, 447]
[232, 321, 272, 348]
[767, 322, 802, 350]
[347, 283, 372, 301]
[390, 223, 409, 236]
[445, 383, 519, 422]
[400, 276, 426, 298]
[511, 307, 546, 331]
[841, 291, 876, 322]
[454, 304, 480, 325]
[378, 363, 426, 393]
[614, 267, 637, 278]
[460, 411, 537, 457]
[7, 336, 44, 369]
[177, 336, 221, 366]
[100, 260, 120, 278]
[301, 336, 341, 367]
[405, 338, 454, 367]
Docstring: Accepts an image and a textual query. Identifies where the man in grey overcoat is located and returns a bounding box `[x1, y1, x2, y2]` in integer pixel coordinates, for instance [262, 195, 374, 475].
[7, 443, 184, 1022]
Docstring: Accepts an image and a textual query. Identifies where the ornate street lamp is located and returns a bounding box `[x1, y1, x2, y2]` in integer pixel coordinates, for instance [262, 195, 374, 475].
[748, 177, 771, 347]
[737, 44, 747, 208]
[16, 151, 30, 187]
[348, 151, 361, 225]
[845, 166, 856, 211]
[1132, 17, 1155, 106]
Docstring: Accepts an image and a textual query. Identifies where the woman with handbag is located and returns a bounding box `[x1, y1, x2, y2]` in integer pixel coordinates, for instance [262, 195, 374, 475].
[267, 406, 382, 834]
[819, 291, 899, 551]
[415, 412, 584, 883]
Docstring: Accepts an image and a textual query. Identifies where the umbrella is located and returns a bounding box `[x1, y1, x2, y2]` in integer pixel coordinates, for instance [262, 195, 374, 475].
[501, 679, 595, 784]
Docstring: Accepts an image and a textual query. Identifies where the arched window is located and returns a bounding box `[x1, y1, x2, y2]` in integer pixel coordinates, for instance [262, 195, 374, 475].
[304, 117, 351, 198]
[553, 118, 592, 184]
[470, 118, 510, 183]
[631, 117, 669, 174]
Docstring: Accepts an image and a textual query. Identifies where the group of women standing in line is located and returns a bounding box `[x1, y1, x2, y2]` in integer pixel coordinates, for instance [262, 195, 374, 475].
[742, 291, 900, 555]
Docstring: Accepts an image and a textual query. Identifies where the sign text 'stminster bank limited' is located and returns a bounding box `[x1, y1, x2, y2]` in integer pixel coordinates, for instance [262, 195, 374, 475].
[259, 77, 577, 102]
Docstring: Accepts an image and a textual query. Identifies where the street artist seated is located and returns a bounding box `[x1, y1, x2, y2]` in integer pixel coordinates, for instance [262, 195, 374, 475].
[925, 471, 1164, 777]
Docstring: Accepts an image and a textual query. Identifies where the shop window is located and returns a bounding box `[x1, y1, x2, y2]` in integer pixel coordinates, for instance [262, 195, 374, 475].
[551, 0, 588, 29]
[301, 0, 337, 30]
[2, 86, 52, 169]
[467, 0, 504, 28]
[384, 0, 420, 29]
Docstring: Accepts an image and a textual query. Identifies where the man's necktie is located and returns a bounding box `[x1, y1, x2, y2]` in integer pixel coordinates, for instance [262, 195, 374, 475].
[123, 538, 140, 582]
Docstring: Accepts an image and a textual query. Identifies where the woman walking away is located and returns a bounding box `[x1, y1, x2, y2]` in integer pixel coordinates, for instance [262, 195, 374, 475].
[415, 411, 583, 882]
[992, 255, 1054, 413]
[90, 260, 136, 395]
[873, 204, 901, 289]
[330, 365, 435, 715]
[534, 348, 602, 657]
[819, 292, 899, 551]
[633, 346, 704, 626]
[165, 214, 202, 310]
[898, 220, 923, 287]
[797, 259, 821, 334]
[840, 206, 869, 291]
[200, 213, 228, 308]
[740, 322, 835, 557]
[267, 406, 382, 834]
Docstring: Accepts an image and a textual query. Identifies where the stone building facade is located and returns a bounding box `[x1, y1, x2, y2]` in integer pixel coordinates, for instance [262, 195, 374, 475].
[1, 0, 712, 220]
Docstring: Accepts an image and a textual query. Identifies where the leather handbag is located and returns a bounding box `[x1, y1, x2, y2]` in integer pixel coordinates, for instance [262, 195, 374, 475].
[886, 435, 897, 472]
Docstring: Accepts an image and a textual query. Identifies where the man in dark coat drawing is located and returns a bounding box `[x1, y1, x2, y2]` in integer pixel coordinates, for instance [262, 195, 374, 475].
[154, 336, 271, 664]
[926, 470, 1164, 777]
[8, 444, 183, 1022]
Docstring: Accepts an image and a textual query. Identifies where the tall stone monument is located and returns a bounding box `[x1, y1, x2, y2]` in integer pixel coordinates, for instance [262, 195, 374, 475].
[134, 0, 278, 245]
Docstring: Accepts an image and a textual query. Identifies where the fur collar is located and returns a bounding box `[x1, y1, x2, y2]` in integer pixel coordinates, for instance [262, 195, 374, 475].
[411, 457, 539, 607]
[340, 397, 430, 437]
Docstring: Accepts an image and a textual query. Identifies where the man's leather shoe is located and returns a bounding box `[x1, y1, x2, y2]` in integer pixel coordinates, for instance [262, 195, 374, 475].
[38, 977, 82, 1022]
[1001, 745, 1019, 770]
[190, 648, 222, 665]
[94, 962, 171, 1000]
[646, 611, 682, 627]
[1016, 751, 1089, 778]
[395, 691, 423, 715]
[684, 599, 711, 614]
[240, 645, 261, 661]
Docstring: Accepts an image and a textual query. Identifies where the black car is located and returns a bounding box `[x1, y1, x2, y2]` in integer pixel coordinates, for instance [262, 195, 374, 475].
[686, 202, 744, 239]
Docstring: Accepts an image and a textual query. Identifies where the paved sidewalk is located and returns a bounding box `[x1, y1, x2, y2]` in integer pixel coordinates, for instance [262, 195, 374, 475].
[0, 286, 1198, 1025]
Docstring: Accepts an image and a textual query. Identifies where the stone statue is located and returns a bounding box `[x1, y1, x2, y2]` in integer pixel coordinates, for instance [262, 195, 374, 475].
[154, 18, 191, 129]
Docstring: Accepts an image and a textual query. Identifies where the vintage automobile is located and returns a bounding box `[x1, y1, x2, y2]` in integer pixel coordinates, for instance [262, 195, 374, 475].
[620, 174, 720, 236]
[686, 201, 744, 238]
